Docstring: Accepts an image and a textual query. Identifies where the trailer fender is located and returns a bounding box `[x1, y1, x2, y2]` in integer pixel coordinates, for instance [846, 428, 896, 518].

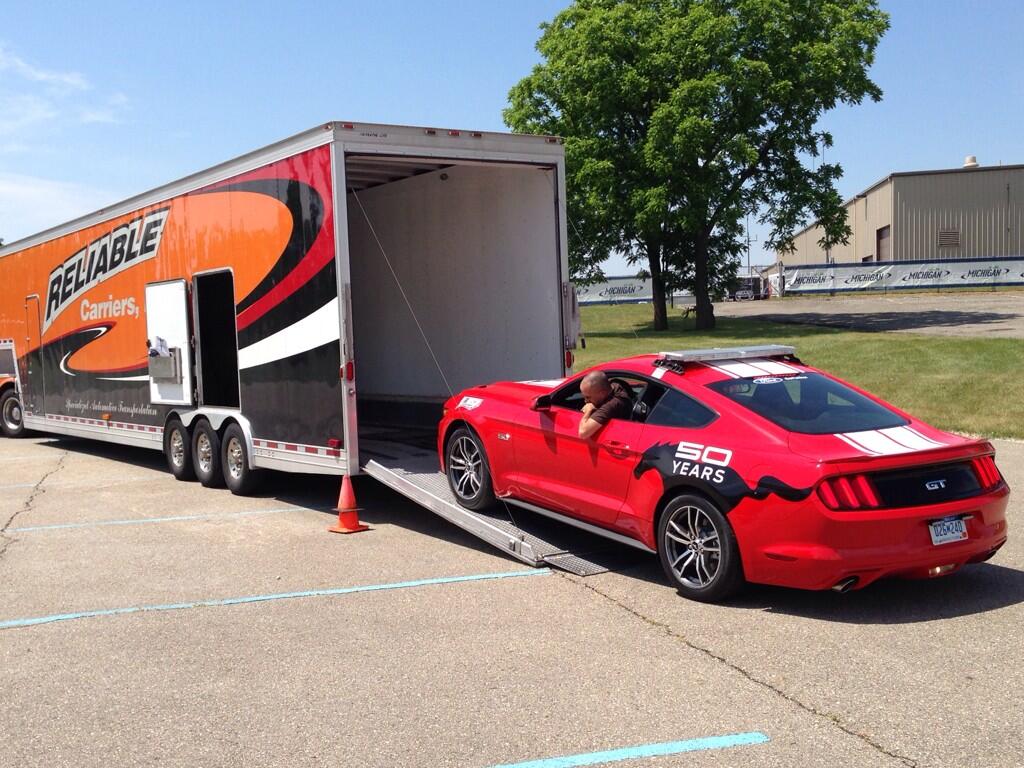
[168, 409, 257, 469]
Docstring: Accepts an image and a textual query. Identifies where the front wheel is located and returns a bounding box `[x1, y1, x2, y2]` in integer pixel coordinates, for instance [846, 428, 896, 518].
[221, 424, 262, 496]
[445, 427, 495, 510]
[657, 494, 744, 603]
[192, 420, 224, 488]
[0, 389, 25, 438]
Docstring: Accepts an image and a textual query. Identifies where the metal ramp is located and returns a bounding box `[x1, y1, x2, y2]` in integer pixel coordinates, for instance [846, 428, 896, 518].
[360, 439, 624, 576]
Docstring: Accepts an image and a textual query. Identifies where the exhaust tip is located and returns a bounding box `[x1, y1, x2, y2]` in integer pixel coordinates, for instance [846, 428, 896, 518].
[832, 576, 859, 593]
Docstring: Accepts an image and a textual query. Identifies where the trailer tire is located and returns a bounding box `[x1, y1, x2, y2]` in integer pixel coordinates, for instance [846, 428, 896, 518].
[444, 426, 495, 510]
[1, 389, 26, 438]
[163, 419, 195, 481]
[221, 423, 262, 495]
[192, 420, 224, 488]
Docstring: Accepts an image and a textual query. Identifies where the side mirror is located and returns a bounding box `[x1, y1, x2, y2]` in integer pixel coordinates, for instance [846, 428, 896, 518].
[531, 394, 552, 411]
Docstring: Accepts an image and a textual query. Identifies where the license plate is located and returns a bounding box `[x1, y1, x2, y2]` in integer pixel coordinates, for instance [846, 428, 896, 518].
[929, 517, 968, 546]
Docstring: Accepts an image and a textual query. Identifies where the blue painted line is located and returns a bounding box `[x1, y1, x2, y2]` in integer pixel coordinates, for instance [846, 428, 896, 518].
[0, 569, 551, 630]
[486, 732, 770, 768]
[9, 507, 309, 532]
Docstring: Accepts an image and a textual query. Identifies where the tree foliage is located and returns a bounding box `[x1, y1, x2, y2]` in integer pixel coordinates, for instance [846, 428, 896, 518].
[505, 0, 889, 329]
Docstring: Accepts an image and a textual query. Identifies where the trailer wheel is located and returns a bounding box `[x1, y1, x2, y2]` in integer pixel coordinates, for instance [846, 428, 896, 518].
[191, 420, 224, 488]
[445, 427, 495, 510]
[1, 389, 25, 438]
[221, 423, 262, 496]
[163, 419, 195, 481]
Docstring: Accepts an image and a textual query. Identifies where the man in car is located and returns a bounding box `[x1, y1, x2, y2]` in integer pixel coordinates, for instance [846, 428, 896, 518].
[579, 370, 633, 439]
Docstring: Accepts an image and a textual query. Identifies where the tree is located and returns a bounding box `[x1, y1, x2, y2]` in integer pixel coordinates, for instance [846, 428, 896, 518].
[505, 0, 889, 329]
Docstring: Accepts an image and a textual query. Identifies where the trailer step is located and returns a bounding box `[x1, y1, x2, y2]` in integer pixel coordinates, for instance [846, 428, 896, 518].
[362, 450, 622, 576]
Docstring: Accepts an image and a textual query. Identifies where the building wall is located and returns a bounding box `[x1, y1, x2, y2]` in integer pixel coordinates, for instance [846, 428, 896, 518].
[782, 180, 892, 266]
[893, 167, 1024, 261]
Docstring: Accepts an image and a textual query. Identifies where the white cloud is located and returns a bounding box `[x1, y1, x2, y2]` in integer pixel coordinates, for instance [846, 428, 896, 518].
[78, 92, 131, 125]
[0, 173, 115, 245]
[0, 44, 89, 90]
[79, 108, 119, 124]
[0, 93, 58, 136]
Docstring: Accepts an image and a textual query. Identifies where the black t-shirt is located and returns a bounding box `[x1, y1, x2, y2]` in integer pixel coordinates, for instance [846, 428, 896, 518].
[590, 382, 633, 425]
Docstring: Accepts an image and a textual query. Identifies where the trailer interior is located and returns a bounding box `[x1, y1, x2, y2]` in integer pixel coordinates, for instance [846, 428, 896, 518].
[345, 154, 565, 453]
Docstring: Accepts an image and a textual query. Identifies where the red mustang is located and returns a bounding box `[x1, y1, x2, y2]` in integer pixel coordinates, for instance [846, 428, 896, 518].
[437, 346, 1009, 601]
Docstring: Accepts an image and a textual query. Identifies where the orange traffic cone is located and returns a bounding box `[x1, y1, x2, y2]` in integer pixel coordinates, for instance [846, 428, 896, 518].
[328, 475, 370, 534]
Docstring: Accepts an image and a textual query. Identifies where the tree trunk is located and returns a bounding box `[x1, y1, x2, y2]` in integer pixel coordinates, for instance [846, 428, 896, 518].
[693, 232, 716, 330]
[647, 240, 668, 331]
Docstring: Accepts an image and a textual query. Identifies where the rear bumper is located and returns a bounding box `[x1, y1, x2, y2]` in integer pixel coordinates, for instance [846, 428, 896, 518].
[735, 485, 1010, 591]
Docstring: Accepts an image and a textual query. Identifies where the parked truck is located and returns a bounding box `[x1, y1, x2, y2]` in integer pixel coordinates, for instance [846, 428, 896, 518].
[0, 122, 578, 500]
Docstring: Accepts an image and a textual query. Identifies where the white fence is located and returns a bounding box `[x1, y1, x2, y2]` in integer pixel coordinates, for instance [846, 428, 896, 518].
[575, 276, 693, 305]
[783, 258, 1024, 294]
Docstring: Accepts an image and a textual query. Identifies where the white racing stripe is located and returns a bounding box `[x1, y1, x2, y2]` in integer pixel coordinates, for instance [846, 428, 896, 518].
[751, 359, 800, 374]
[705, 358, 801, 378]
[837, 426, 947, 456]
[237, 298, 340, 370]
[712, 361, 769, 378]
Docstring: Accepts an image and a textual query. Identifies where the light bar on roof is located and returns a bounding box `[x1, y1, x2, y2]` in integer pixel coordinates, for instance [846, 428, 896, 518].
[658, 345, 796, 363]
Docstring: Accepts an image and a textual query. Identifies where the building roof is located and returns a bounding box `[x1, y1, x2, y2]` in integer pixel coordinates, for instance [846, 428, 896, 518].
[787, 161, 1024, 242]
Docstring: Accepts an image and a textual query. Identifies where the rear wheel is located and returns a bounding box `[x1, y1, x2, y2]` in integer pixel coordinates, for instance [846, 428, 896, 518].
[221, 424, 262, 495]
[0, 389, 25, 438]
[657, 494, 744, 602]
[163, 419, 195, 481]
[445, 427, 495, 510]
[192, 420, 224, 488]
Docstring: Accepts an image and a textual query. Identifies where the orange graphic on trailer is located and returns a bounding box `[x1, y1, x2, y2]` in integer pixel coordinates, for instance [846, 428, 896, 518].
[0, 146, 336, 383]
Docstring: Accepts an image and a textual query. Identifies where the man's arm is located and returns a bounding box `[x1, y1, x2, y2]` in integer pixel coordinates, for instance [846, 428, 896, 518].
[579, 403, 604, 439]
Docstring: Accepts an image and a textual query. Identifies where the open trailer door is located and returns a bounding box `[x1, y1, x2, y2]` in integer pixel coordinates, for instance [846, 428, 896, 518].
[145, 279, 194, 407]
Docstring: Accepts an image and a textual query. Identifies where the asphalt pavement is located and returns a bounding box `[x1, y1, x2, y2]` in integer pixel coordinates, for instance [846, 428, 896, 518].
[0, 434, 1020, 767]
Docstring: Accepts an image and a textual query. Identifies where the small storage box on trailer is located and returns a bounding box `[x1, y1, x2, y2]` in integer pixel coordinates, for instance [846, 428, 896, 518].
[0, 123, 578, 498]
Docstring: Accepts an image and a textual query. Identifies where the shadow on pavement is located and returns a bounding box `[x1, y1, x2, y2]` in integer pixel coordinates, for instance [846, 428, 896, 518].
[757, 310, 1020, 333]
[726, 560, 1024, 623]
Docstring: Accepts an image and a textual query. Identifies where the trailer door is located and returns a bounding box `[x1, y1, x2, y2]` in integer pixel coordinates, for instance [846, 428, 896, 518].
[145, 280, 194, 406]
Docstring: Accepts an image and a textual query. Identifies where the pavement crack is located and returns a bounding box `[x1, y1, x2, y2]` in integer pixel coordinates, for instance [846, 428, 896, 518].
[0, 451, 68, 562]
[561, 573, 919, 768]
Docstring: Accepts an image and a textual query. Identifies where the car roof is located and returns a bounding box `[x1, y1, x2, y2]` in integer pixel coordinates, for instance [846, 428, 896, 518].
[591, 353, 813, 389]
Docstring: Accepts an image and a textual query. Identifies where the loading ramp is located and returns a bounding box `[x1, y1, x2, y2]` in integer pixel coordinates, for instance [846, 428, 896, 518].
[360, 436, 639, 577]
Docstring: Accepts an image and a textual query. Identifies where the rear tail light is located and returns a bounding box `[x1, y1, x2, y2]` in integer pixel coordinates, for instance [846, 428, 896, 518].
[817, 474, 881, 510]
[971, 455, 1002, 490]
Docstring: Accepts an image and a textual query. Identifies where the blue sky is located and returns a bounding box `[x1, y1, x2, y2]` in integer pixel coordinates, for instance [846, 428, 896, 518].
[2, 0, 1022, 271]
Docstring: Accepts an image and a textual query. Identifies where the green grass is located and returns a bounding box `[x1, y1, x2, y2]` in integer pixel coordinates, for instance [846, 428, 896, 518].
[576, 303, 1024, 440]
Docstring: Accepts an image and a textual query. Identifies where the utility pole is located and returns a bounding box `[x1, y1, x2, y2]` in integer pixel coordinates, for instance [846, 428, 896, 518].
[744, 214, 758, 278]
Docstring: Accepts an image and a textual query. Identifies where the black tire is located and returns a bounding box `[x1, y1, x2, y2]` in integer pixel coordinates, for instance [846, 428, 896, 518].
[0, 389, 26, 438]
[163, 419, 195, 481]
[221, 423, 262, 495]
[445, 426, 495, 510]
[191, 420, 224, 488]
[657, 494, 744, 603]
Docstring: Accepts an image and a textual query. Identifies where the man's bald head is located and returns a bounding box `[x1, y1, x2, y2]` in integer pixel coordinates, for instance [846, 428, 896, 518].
[581, 370, 612, 405]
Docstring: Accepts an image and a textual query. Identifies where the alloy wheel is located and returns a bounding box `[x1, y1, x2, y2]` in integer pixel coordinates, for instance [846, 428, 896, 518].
[448, 435, 482, 500]
[226, 437, 244, 480]
[196, 433, 214, 474]
[664, 505, 722, 588]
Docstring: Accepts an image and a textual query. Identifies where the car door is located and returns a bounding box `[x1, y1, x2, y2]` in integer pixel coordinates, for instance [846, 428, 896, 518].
[511, 373, 647, 526]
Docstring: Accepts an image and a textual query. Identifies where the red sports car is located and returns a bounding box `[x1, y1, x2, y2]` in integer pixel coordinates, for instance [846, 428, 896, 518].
[436, 346, 1009, 601]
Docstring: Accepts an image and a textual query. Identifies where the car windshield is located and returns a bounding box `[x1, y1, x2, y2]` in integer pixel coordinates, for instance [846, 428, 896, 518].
[707, 372, 908, 434]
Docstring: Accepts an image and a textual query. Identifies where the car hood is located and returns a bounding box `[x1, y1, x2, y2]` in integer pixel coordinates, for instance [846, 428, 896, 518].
[455, 378, 567, 407]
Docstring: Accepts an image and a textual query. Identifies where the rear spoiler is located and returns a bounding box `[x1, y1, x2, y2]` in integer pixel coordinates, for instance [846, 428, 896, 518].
[819, 438, 994, 469]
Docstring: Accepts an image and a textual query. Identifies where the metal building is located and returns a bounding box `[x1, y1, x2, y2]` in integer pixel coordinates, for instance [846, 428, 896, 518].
[780, 158, 1024, 266]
